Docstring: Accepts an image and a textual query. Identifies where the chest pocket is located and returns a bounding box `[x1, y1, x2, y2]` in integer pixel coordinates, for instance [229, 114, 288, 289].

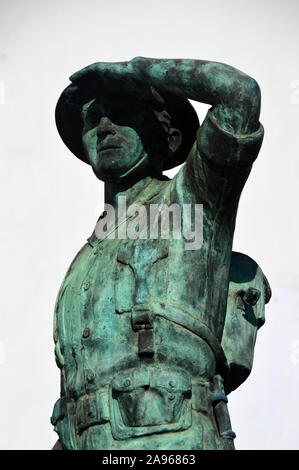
[109, 367, 192, 440]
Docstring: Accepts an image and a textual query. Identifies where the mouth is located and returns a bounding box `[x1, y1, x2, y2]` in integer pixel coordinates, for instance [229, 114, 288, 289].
[98, 144, 121, 152]
[97, 138, 123, 153]
[98, 145, 122, 152]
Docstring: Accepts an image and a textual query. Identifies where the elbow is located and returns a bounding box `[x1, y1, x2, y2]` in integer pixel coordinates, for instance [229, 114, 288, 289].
[238, 75, 261, 113]
[225, 74, 261, 131]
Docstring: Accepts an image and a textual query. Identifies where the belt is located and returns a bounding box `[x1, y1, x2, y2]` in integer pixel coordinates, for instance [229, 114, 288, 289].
[51, 379, 211, 440]
[51, 374, 235, 448]
[51, 387, 110, 436]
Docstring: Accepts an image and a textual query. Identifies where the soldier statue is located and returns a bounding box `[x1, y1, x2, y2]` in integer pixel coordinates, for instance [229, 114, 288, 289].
[51, 57, 271, 450]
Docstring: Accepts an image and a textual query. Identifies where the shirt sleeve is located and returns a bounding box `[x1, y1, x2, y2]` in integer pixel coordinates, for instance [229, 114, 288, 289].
[174, 108, 264, 211]
[196, 108, 264, 170]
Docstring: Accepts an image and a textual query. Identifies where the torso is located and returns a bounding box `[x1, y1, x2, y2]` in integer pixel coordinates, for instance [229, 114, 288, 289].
[55, 173, 234, 400]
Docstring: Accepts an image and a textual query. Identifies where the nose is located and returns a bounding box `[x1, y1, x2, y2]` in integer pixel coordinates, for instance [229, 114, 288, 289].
[97, 116, 117, 140]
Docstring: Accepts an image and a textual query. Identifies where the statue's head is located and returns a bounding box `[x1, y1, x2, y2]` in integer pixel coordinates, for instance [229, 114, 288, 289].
[55, 81, 199, 183]
[81, 87, 185, 182]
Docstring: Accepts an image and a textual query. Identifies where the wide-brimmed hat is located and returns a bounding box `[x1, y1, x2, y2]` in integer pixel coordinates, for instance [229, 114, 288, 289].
[55, 80, 199, 171]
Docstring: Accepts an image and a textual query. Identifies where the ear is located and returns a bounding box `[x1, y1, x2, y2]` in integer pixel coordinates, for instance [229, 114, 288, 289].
[167, 128, 182, 153]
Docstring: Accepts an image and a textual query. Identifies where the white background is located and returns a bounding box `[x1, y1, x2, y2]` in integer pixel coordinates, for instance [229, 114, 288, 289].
[0, 0, 298, 450]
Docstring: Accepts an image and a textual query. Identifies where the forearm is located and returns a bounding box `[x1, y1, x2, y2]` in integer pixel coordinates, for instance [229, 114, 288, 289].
[131, 57, 261, 134]
[70, 57, 262, 135]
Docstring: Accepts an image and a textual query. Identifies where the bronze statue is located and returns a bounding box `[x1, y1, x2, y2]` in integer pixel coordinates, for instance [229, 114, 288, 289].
[51, 57, 271, 450]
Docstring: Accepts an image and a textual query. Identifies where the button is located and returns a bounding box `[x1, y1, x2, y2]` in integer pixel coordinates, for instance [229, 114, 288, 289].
[169, 380, 176, 388]
[168, 393, 175, 401]
[124, 379, 131, 387]
[83, 281, 90, 291]
[86, 370, 95, 383]
[82, 328, 90, 338]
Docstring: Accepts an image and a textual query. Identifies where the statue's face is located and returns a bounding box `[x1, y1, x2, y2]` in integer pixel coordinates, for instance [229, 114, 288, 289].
[82, 95, 171, 182]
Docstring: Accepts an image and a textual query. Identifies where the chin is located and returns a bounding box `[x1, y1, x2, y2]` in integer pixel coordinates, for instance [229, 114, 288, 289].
[93, 163, 130, 183]
[95, 159, 147, 184]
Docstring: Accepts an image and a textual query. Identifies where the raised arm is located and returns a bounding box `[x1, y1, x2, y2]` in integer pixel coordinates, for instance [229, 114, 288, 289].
[131, 58, 261, 135]
[70, 57, 261, 135]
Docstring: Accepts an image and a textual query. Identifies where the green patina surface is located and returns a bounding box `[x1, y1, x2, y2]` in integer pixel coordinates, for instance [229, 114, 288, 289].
[51, 57, 271, 450]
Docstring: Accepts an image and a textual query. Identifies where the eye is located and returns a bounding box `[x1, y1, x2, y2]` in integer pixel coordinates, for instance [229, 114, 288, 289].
[83, 108, 102, 133]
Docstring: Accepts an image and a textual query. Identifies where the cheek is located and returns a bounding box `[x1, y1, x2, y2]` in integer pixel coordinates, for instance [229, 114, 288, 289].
[123, 128, 144, 157]
[127, 140, 142, 158]
[82, 129, 98, 164]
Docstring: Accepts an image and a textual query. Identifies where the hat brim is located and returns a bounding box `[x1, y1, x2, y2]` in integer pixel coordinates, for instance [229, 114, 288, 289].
[55, 82, 199, 171]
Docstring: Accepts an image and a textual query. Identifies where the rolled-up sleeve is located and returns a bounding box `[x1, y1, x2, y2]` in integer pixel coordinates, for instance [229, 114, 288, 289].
[196, 109, 264, 170]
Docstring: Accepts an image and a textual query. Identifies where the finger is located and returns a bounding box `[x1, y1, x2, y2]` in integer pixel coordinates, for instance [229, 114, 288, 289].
[69, 63, 100, 82]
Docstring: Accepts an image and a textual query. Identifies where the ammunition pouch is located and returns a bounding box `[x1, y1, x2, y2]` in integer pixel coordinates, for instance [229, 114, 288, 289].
[51, 371, 236, 448]
[109, 367, 192, 440]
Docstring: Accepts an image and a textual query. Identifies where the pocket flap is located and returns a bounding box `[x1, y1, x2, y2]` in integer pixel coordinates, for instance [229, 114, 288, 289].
[112, 367, 150, 392]
[151, 368, 191, 392]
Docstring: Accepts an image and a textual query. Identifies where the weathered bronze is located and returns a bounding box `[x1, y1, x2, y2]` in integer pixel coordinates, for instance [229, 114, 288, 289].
[51, 57, 271, 450]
